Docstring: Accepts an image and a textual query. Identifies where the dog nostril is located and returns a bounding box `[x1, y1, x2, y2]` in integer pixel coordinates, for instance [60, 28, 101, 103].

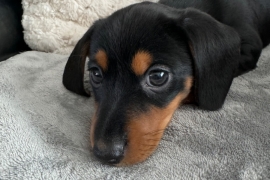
[108, 158, 119, 164]
[93, 140, 126, 165]
[96, 140, 107, 152]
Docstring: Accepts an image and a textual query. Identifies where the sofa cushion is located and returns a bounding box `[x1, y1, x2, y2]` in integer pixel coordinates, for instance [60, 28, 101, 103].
[22, 0, 158, 55]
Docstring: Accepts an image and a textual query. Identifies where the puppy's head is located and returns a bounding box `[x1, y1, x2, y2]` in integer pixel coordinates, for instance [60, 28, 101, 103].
[63, 2, 240, 166]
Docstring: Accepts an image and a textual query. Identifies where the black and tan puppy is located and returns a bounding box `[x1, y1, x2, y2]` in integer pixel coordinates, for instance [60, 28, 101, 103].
[63, 0, 270, 166]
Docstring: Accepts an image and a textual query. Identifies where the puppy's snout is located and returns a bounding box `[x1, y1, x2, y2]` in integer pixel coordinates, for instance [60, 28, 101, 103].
[93, 139, 126, 165]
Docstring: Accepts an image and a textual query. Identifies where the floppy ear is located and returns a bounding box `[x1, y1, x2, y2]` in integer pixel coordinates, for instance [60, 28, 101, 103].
[177, 8, 241, 110]
[63, 27, 94, 97]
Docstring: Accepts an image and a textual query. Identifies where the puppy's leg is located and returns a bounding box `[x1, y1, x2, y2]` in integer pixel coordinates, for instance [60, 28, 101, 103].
[235, 26, 263, 76]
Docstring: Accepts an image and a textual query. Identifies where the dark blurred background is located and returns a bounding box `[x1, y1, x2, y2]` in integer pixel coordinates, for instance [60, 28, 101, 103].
[0, 0, 30, 62]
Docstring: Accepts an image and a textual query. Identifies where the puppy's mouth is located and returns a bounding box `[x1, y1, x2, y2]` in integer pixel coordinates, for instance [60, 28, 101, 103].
[90, 78, 192, 166]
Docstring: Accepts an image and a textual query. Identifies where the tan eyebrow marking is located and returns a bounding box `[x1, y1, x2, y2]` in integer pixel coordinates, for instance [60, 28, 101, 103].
[131, 51, 153, 76]
[95, 50, 108, 71]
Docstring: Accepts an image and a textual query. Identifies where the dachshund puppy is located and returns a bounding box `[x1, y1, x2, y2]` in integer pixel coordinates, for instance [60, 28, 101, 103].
[63, 0, 270, 166]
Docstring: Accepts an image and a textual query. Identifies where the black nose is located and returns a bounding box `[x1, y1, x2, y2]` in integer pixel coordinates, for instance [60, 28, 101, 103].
[93, 139, 126, 164]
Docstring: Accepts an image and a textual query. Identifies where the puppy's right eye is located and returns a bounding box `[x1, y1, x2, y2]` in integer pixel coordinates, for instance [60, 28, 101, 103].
[148, 70, 169, 87]
[90, 67, 103, 87]
[145, 65, 171, 88]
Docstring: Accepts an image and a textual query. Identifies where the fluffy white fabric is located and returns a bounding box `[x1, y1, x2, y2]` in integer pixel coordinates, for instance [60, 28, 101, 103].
[22, 0, 158, 55]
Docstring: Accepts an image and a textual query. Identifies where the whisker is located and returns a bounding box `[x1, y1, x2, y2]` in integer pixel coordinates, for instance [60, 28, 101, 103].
[141, 144, 157, 147]
[139, 146, 156, 151]
[143, 129, 165, 136]
[139, 149, 152, 152]
[147, 131, 164, 136]
[144, 139, 161, 142]
[141, 148, 154, 154]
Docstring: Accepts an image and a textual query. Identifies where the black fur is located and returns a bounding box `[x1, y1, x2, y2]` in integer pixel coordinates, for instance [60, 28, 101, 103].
[63, 0, 270, 165]
[160, 0, 270, 75]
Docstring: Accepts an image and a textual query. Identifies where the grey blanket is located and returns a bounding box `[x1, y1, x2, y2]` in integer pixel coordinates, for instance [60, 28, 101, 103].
[0, 49, 269, 179]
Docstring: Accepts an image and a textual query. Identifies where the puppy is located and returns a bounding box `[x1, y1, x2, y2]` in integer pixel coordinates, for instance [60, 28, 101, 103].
[63, 0, 270, 166]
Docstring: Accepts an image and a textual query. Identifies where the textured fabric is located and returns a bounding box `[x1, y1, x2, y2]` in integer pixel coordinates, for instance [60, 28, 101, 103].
[22, 0, 158, 55]
[0, 49, 270, 179]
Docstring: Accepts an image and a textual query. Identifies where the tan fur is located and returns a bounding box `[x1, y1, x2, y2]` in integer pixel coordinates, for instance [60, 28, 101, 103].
[95, 50, 108, 71]
[131, 51, 153, 76]
[119, 77, 193, 166]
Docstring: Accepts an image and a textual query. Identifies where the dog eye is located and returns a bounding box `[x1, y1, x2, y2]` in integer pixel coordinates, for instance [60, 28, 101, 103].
[90, 67, 103, 86]
[147, 70, 169, 86]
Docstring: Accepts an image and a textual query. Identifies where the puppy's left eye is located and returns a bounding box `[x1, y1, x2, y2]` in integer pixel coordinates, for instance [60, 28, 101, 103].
[147, 70, 169, 87]
[90, 67, 103, 87]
